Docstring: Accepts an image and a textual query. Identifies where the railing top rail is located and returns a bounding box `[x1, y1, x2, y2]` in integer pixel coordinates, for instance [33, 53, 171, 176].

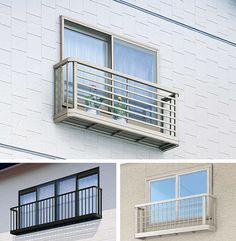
[53, 57, 179, 96]
[10, 186, 101, 210]
[135, 193, 215, 208]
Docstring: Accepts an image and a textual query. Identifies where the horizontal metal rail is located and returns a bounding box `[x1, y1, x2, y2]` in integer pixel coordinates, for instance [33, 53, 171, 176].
[10, 186, 102, 233]
[54, 58, 178, 139]
[54, 58, 178, 94]
[135, 194, 216, 237]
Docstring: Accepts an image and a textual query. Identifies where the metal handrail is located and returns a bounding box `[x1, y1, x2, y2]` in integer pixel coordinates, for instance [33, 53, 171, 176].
[54, 57, 179, 95]
[11, 186, 100, 209]
[135, 194, 216, 237]
[135, 194, 215, 208]
[10, 186, 102, 233]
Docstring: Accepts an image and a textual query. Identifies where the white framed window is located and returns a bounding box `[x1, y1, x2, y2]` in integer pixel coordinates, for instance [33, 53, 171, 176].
[61, 17, 159, 82]
[147, 165, 212, 223]
[61, 16, 160, 121]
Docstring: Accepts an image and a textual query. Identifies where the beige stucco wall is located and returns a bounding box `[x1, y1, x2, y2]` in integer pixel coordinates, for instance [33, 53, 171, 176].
[121, 163, 236, 241]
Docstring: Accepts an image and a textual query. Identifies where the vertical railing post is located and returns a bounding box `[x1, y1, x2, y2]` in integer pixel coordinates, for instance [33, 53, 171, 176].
[18, 207, 20, 230]
[35, 201, 39, 226]
[213, 196, 216, 227]
[202, 195, 206, 225]
[60, 65, 64, 111]
[10, 209, 12, 231]
[135, 207, 138, 234]
[73, 61, 77, 109]
[54, 68, 57, 115]
[100, 188, 102, 216]
[66, 63, 69, 109]
[126, 78, 128, 119]
[54, 195, 57, 222]
[75, 189, 78, 218]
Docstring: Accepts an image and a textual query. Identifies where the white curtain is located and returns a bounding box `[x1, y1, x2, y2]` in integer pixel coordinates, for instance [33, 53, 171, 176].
[114, 39, 157, 123]
[64, 28, 108, 103]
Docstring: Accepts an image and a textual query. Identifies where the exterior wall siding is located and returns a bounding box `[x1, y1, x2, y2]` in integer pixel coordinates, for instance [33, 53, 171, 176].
[0, 163, 116, 241]
[121, 163, 236, 241]
[0, 0, 235, 159]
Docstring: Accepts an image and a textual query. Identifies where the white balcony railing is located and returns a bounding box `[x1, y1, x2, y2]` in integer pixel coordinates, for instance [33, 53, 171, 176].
[135, 194, 216, 238]
[54, 58, 179, 151]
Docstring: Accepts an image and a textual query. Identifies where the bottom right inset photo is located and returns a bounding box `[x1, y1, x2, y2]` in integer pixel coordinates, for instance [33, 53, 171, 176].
[121, 163, 236, 241]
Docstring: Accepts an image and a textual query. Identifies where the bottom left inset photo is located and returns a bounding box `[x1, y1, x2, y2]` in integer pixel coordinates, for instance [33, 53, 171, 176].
[0, 163, 116, 241]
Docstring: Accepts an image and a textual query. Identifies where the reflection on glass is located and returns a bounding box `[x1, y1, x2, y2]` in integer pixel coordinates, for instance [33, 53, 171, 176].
[179, 170, 207, 197]
[78, 174, 98, 215]
[150, 178, 176, 223]
[179, 170, 208, 219]
[20, 192, 36, 228]
[38, 184, 55, 224]
[57, 177, 76, 220]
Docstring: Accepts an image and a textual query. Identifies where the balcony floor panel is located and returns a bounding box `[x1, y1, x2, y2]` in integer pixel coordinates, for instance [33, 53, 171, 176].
[135, 224, 215, 238]
[54, 109, 178, 151]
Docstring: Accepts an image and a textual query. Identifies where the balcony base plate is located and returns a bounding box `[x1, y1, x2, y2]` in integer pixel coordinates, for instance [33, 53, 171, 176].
[54, 108, 178, 151]
[135, 225, 215, 238]
[11, 213, 102, 235]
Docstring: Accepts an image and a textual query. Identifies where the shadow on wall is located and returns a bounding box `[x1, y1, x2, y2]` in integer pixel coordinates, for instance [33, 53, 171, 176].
[14, 220, 101, 241]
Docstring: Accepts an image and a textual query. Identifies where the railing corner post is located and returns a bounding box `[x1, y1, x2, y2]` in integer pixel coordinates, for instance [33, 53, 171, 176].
[135, 207, 138, 234]
[73, 61, 77, 109]
[202, 195, 206, 225]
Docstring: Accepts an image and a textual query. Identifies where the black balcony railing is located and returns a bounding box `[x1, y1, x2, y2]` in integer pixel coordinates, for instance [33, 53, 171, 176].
[10, 186, 102, 235]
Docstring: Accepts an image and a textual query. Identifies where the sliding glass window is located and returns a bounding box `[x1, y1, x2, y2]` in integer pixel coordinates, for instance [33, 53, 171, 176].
[18, 168, 99, 228]
[114, 39, 157, 123]
[64, 22, 111, 107]
[149, 168, 210, 224]
[63, 20, 159, 124]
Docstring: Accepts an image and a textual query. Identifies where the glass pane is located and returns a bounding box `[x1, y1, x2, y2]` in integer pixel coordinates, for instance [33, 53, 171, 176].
[64, 28, 108, 66]
[150, 178, 176, 223]
[64, 27, 109, 108]
[57, 177, 76, 195]
[20, 192, 36, 228]
[38, 184, 55, 200]
[57, 177, 76, 220]
[114, 39, 157, 124]
[78, 174, 98, 215]
[78, 174, 98, 189]
[179, 170, 208, 219]
[20, 192, 36, 205]
[37, 184, 55, 225]
[179, 170, 208, 197]
[150, 178, 176, 202]
[114, 39, 156, 82]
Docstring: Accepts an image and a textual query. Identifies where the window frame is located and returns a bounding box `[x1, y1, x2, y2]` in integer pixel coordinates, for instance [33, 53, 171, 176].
[18, 167, 100, 206]
[60, 15, 160, 84]
[146, 165, 212, 203]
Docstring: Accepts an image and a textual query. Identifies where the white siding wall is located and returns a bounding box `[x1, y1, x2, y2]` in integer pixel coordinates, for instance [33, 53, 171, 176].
[0, 163, 116, 241]
[0, 0, 235, 159]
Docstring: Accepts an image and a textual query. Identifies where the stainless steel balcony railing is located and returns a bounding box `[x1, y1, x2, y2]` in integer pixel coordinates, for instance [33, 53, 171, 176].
[135, 194, 216, 238]
[54, 58, 179, 151]
[10, 186, 102, 235]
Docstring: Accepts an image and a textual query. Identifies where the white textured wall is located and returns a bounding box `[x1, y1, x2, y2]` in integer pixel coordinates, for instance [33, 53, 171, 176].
[121, 163, 236, 241]
[0, 163, 116, 241]
[0, 0, 235, 159]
